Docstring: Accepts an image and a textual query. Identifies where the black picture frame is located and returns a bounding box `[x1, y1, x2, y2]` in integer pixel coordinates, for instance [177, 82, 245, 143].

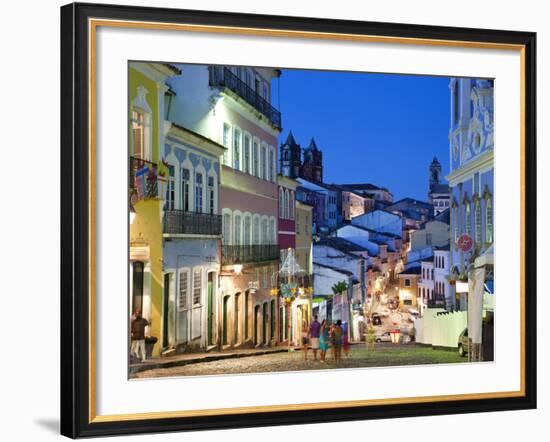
[60, 2, 537, 438]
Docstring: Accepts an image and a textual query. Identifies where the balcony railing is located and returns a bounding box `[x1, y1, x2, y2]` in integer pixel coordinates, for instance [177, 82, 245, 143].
[130, 156, 162, 200]
[209, 66, 282, 129]
[163, 210, 222, 236]
[222, 244, 279, 265]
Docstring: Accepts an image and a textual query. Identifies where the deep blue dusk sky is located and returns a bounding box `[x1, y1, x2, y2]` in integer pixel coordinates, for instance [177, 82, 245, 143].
[272, 70, 451, 202]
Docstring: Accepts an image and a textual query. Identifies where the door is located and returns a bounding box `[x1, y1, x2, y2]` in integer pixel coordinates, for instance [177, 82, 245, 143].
[254, 305, 260, 345]
[207, 272, 214, 347]
[176, 270, 190, 344]
[222, 295, 230, 345]
[162, 273, 171, 349]
[234, 293, 241, 344]
[262, 303, 268, 344]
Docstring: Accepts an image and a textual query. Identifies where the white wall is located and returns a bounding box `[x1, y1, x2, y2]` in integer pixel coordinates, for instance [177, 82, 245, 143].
[3, 0, 547, 441]
[415, 309, 467, 348]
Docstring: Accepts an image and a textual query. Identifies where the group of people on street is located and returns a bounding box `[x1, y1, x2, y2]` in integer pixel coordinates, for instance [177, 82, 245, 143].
[301, 316, 350, 364]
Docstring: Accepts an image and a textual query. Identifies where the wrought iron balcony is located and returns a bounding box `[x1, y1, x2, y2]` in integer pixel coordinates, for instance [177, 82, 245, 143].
[222, 244, 280, 265]
[163, 210, 222, 236]
[130, 156, 161, 200]
[209, 66, 282, 129]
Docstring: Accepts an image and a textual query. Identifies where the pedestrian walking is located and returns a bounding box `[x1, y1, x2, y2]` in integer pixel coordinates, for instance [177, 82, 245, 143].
[301, 321, 310, 360]
[319, 319, 330, 362]
[342, 321, 350, 357]
[131, 309, 150, 362]
[331, 320, 343, 364]
[309, 315, 321, 361]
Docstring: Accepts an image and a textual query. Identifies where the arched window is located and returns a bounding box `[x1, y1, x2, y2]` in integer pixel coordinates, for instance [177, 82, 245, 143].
[474, 198, 482, 244]
[234, 214, 241, 246]
[284, 189, 290, 219]
[223, 212, 231, 245]
[253, 216, 260, 245]
[289, 191, 295, 220]
[279, 188, 284, 218]
[465, 201, 472, 235]
[269, 218, 276, 245]
[243, 215, 251, 246]
[261, 218, 268, 245]
[486, 197, 493, 244]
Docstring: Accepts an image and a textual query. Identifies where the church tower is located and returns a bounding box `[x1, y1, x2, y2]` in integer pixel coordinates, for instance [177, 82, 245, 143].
[429, 156, 442, 189]
[279, 131, 301, 178]
[301, 137, 323, 183]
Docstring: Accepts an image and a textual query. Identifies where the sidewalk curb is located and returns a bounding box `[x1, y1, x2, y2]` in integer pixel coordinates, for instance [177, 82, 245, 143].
[129, 348, 289, 376]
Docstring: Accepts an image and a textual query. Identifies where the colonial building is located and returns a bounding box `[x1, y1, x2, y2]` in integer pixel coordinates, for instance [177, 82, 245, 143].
[337, 183, 393, 208]
[129, 62, 181, 358]
[418, 258, 434, 314]
[161, 123, 225, 353]
[428, 157, 451, 215]
[447, 78, 494, 310]
[397, 266, 421, 308]
[167, 64, 282, 348]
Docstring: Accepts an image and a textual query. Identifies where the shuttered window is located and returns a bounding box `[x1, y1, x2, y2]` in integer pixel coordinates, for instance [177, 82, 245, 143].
[178, 270, 189, 311]
[193, 269, 202, 306]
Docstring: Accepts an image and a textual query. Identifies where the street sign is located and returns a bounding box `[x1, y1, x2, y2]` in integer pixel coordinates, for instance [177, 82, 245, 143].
[457, 233, 474, 252]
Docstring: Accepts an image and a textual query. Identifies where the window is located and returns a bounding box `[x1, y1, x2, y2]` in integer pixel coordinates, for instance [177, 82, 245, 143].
[486, 197, 493, 243]
[234, 214, 241, 246]
[285, 189, 290, 220]
[131, 110, 149, 159]
[243, 216, 251, 246]
[181, 168, 190, 212]
[253, 140, 259, 177]
[222, 123, 231, 166]
[233, 128, 241, 170]
[165, 165, 175, 211]
[261, 145, 267, 180]
[404, 278, 411, 287]
[269, 218, 276, 244]
[195, 172, 203, 213]
[261, 218, 268, 245]
[178, 270, 189, 311]
[253, 217, 260, 245]
[279, 188, 284, 218]
[243, 135, 251, 174]
[207, 176, 215, 214]
[426, 233, 432, 246]
[269, 148, 275, 182]
[465, 202, 472, 235]
[474, 199, 482, 244]
[192, 269, 202, 305]
[296, 212, 300, 234]
[223, 213, 231, 245]
[289, 191, 295, 220]
[305, 215, 309, 234]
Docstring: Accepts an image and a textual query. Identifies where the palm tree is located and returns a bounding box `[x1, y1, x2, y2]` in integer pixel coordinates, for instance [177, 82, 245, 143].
[331, 281, 348, 296]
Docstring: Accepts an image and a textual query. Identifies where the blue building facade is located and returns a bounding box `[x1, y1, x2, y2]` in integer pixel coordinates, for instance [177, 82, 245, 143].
[161, 123, 225, 352]
[447, 78, 494, 309]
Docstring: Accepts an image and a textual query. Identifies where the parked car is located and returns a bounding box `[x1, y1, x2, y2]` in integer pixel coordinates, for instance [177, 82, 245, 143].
[375, 332, 392, 343]
[458, 328, 469, 356]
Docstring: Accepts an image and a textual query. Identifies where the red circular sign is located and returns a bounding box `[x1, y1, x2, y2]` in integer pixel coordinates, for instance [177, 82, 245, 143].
[457, 234, 473, 252]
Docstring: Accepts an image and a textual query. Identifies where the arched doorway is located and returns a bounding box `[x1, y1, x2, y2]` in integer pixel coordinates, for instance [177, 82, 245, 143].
[253, 305, 260, 346]
[234, 292, 241, 345]
[262, 303, 268, 344]
[207, 272, 215, 347]
[222, 295, 230, 346]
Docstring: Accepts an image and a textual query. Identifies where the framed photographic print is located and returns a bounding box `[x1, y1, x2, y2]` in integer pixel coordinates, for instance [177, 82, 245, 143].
[60, 2, 537, 438]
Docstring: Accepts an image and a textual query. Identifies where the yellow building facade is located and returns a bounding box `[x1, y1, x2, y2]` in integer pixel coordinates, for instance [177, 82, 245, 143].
[129, 62, 180, 357]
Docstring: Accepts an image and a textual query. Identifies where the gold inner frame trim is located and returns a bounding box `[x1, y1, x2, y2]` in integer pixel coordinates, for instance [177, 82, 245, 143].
[88, 17, 527, 424]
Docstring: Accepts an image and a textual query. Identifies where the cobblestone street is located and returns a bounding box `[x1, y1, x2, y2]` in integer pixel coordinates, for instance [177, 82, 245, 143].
[133, 345, 466, 378]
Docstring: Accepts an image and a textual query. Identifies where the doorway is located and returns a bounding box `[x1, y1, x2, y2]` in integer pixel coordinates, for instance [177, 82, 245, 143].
[234, 292, 241, 344]
[207, 272, 215, 347]
[222, 295, 230, 346]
